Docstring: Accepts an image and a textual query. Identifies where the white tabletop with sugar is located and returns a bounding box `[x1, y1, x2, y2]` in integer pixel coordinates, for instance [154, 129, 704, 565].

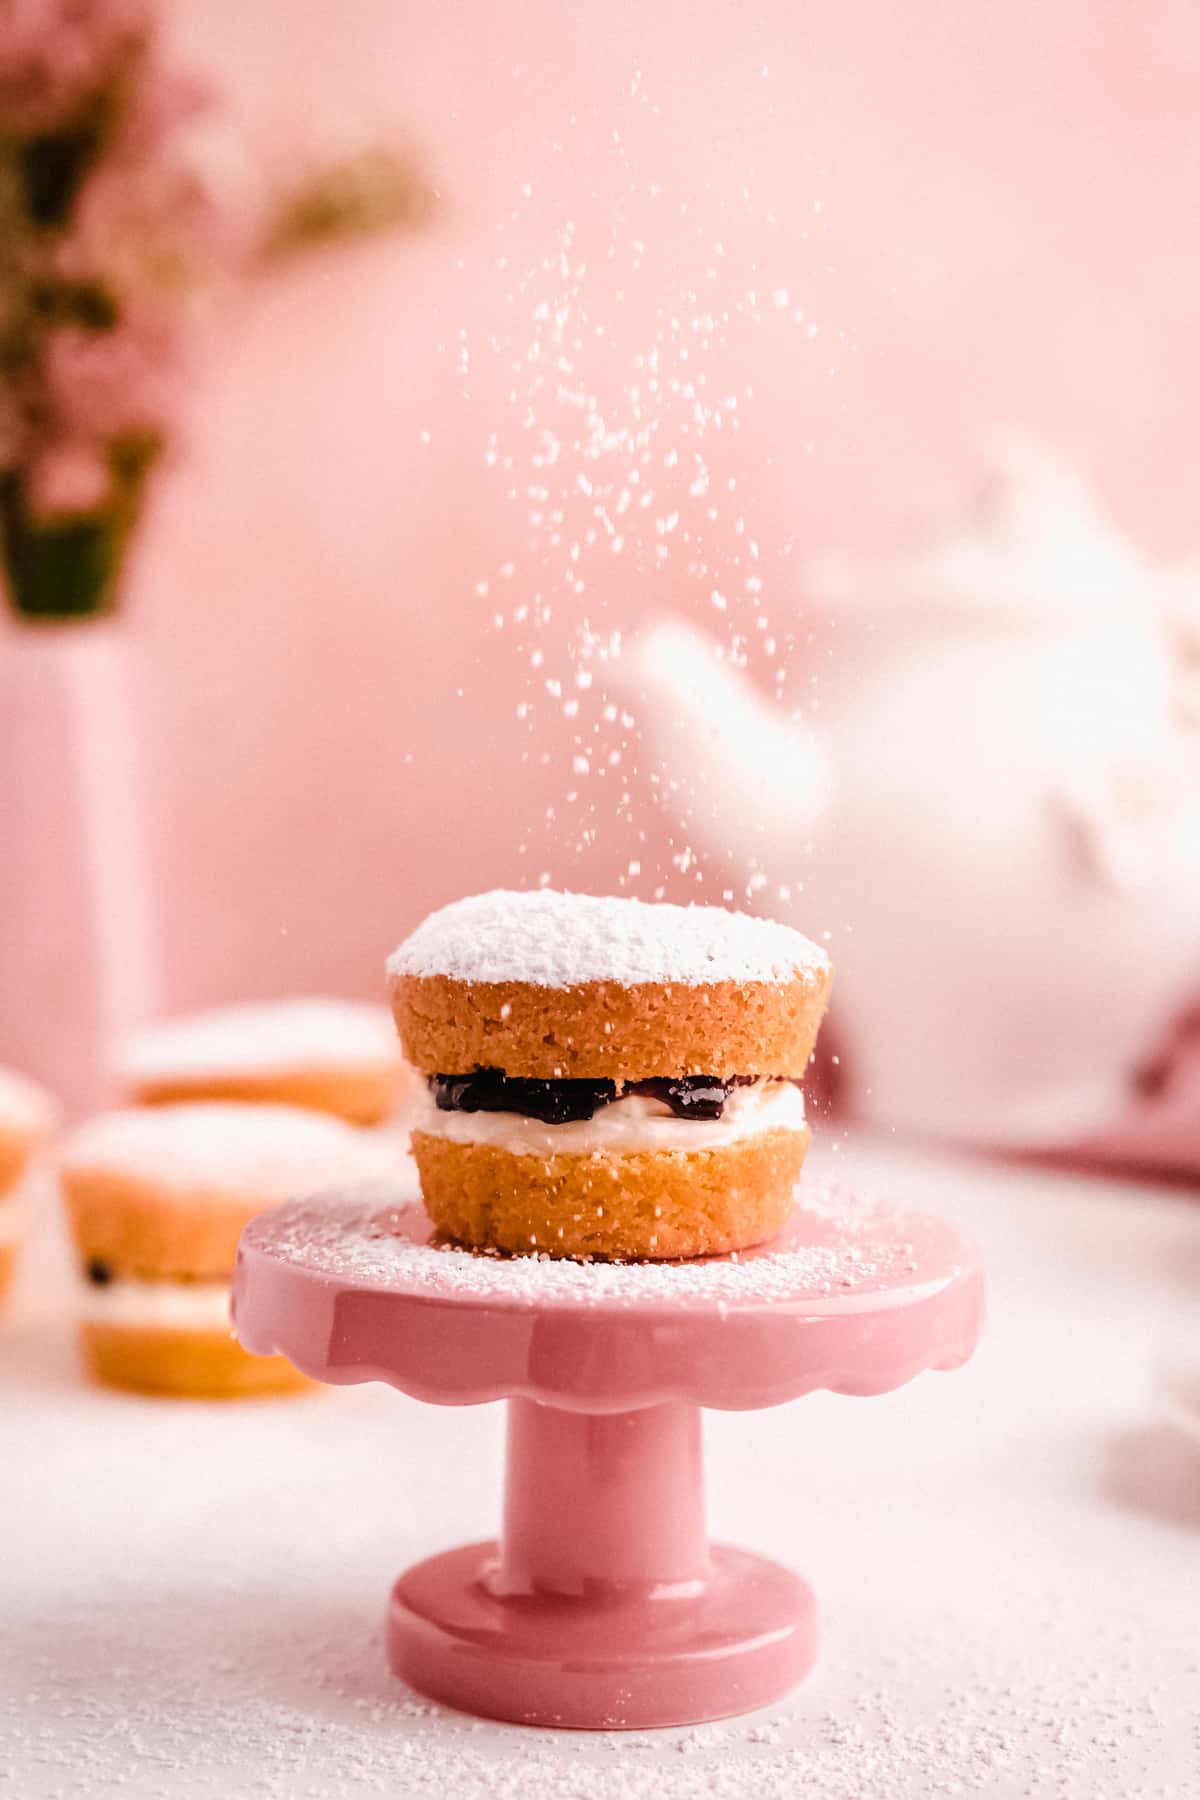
[1, 1135, 1197, 1799]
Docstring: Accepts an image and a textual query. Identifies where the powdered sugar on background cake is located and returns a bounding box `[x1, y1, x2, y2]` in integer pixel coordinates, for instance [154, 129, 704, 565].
[248, 1180, 942, 1311]
[115, 999, 401, 1085]
[59, 1103, 396, 1197]
[0, 1064, 57, 1137]
[387, 890, 829, 989]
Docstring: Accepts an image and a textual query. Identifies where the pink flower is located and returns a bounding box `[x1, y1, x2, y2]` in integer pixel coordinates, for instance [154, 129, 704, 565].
[44, 320, 179, 443]
[26, 439, 111, 517]
[0, 0, 150, 134]
[59, 74, 251, 316]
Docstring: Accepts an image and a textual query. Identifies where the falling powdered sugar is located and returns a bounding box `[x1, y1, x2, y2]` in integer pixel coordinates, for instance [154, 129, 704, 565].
[386, 889, 829, 990]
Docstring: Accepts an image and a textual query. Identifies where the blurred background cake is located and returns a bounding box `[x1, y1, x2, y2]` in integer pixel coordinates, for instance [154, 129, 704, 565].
[0, 1067, 57, 1307]
[58, 1102, 394, 1397]
[115, 998, 411, 1124]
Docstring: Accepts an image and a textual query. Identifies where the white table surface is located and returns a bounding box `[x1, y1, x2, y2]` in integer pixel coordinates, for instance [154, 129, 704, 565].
[2, 1135, 1197, 1799]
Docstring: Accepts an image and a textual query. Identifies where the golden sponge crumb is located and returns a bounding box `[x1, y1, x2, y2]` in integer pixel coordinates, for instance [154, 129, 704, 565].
[411, 1126, 810, 1261]
[393, 971, 830, 1082]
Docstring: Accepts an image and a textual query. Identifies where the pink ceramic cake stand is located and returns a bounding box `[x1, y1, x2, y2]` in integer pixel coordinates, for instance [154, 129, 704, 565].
[233, 1181, 983, 1731]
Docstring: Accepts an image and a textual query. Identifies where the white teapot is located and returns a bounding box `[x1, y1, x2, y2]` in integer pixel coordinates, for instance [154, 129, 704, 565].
[625, 438, 1200, 1148]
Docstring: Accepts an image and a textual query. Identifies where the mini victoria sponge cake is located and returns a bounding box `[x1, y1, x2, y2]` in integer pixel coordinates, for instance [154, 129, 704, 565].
[114, 998, 410, 1125]
[388, 890, 832, 1260]
[0, 1065, 57, 1305]
[58, 1102, 394, 1397]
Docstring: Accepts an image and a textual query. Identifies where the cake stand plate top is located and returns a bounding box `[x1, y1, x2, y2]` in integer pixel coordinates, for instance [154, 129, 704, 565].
[233, 1175, 983, 1413]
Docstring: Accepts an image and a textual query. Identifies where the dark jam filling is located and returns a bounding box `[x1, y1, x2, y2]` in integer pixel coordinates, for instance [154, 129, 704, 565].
[431, 1069, 764, 1125]
[85, 1257, 115, 1286]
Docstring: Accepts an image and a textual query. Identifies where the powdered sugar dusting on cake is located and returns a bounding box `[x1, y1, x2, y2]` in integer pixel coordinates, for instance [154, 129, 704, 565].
[249, 1180, 941, 1311]
[387, 890, 829, 989]
[115, 999, 401, 1085]
[59, 1104, 396, 1198]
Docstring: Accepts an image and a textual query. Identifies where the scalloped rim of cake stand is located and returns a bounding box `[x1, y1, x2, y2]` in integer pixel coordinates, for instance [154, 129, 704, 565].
[233, 1180, 984, 1414]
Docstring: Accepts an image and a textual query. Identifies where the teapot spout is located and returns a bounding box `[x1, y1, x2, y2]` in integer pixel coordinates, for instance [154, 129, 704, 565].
[621, 621, 831, 877]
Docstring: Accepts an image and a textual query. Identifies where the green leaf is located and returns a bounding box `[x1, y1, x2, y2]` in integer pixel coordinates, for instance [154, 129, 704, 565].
[261, 147, 431, 261]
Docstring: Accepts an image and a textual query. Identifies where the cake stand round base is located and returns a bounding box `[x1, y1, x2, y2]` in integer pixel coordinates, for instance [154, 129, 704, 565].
[388, 1540, 817, 1730]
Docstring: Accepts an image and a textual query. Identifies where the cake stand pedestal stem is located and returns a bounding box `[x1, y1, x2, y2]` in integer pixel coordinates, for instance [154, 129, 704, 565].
[497, 1399, 707, 1596]
[387, 1391, 815, 1726]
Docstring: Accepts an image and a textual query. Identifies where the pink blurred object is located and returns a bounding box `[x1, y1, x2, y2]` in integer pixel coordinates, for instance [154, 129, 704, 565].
[1080, 1000, 1200, 1180]
[629, 439, 1200, 1171]
[233, 1182, 983, 1729]
[43, 323, 182, 446]
[0, 620, 159, 1110]
[25, 440, 110, 515]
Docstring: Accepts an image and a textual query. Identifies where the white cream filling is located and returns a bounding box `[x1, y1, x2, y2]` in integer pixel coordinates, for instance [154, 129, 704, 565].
[411, 1077, 807, 1156]
[0, 1198, 24, 1247]
[75, 1273, 234, 1332]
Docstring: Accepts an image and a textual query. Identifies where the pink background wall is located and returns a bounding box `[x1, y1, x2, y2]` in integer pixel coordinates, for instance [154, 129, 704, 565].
[4, 1, 1200, 1107]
